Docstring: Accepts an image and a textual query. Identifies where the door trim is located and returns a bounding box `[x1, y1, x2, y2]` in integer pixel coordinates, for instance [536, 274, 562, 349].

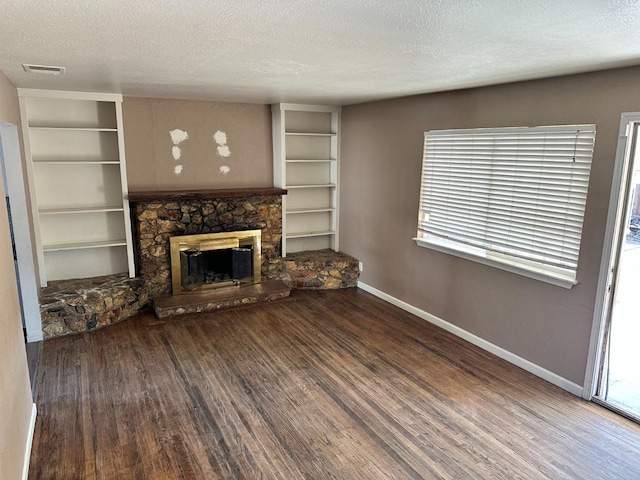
[583, 112, 640, 399]
[0, 122, 42, 342]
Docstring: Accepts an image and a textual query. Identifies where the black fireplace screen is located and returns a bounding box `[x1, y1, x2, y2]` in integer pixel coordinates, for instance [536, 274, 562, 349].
[180, 247, 253, 288]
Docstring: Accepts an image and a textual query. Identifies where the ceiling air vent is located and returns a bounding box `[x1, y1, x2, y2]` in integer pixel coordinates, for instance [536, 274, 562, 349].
[22, 64, 65, 75]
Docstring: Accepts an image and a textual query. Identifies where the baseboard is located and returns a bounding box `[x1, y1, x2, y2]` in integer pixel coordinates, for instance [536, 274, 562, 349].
[26, 332, 44, 343]
[22, 403, 37, 480]
[357, 282, 583, 397]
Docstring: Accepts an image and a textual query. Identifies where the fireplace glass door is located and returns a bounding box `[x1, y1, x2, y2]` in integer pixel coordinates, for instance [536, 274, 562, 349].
[169, 230, 261, 295]
[180, 247, 253, 289]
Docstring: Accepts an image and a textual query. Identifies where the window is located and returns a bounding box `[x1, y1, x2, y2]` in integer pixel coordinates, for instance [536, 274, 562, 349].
[414, 124, 596, 288]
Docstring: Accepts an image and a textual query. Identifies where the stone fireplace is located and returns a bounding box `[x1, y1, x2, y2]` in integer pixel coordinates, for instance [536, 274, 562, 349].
[128, 188, 286, 298]
[127, 188, 291, 318]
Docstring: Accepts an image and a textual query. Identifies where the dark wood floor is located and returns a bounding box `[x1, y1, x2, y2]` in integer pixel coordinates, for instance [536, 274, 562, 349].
[29, 288, 640, 479]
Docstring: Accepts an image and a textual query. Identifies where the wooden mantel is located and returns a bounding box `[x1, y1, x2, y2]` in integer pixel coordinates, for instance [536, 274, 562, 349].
[127, 187, 287, 202]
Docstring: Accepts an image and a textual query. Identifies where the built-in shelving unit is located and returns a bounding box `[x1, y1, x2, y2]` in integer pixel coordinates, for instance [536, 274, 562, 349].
[272, 104, 340, 256]
[18, 89, 135, 286]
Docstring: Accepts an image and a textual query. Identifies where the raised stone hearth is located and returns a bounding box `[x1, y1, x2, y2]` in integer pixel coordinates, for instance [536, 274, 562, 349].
[152, 280, 291, 318]
[39, 274, 149, 339]
[277, 249, 360, 289]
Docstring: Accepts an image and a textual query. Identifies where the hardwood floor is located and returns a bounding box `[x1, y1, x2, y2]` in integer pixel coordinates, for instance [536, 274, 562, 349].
[29, 288, 640, 479]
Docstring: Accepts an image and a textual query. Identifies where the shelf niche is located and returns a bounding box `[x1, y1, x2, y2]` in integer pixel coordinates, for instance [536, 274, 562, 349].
[19, 89, 135, 286]
[272, 104, 341, 256]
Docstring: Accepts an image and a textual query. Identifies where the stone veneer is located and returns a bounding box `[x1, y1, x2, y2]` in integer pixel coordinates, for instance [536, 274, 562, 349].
[39, 274, 149, 339]
[277, 249, 360, 289]
[129, 188, 286, 298]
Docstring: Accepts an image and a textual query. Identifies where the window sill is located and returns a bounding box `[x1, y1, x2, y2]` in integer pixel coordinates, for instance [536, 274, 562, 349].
[413, 237, 577, 289]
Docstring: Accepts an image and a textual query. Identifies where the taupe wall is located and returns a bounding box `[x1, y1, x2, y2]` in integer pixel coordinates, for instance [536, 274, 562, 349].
[123, 97, 272, 191]
[340, 66, 640, 386]
[0, 70, 34, 480]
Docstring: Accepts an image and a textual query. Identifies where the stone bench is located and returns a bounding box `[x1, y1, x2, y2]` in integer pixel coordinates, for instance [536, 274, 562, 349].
[39, 274, 149, 339]
[274, 249, 360, 289]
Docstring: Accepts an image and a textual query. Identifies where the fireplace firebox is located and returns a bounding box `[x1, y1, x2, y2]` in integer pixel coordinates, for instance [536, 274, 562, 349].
[169, 230, 261, 295]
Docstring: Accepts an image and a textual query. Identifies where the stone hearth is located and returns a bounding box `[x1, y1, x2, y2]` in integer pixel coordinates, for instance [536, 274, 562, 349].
[39, 274, 149, 339]
[277, 249, 360, 289]
[152, 280, 291, 318]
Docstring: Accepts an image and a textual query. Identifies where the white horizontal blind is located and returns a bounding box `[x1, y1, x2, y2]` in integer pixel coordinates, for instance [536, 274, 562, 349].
[417, 125, 596, 284]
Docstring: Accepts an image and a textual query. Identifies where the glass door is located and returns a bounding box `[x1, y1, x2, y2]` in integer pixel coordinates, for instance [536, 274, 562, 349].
[595, 123, 640, 421]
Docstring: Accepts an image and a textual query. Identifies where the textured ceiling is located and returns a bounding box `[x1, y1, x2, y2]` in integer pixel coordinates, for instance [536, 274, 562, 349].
[2, 0, 640, 105]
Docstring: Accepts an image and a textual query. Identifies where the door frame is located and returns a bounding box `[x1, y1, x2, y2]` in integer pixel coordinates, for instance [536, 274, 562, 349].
[583, 112, 640, 399]
[0, 121, 42, 342]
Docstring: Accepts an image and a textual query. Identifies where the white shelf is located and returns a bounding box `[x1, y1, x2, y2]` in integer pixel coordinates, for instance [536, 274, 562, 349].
[22, 93, 119, 129]
[287, 207, 334, 214]
[33, 162, 125, 210]
[43, 239, 128, 252]
[43, 246, 129, 281]
[284, 134, 333, 161]
[39, 206, 124, 215]
[286, 159, 336, 163]
[19, 89, 135, 286]
[273, 104, 340, 256]
[33, 159, 120, 164]
[28, 128, 120, 163]
[286, 230, 336, 239]
[286, 184, 336, 189]
[29, 126, 118, 132]
[285, 236, 334, 253]
[285, 132, 336, 137]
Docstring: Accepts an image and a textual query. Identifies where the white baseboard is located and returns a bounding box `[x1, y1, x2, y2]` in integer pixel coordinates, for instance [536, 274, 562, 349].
[357, 281, 583, 397]
[22, 403, 37, 480]
[26, 332, 44, 343]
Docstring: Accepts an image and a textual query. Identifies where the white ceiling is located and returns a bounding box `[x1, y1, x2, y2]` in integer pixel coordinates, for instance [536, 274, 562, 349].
[2, 0, 640, 106]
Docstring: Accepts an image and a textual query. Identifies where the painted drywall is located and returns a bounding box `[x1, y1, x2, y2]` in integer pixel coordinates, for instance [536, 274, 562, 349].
[122, 97, 272, 191]
[340, 66, 640, 386]
[0, 70, 35, 480]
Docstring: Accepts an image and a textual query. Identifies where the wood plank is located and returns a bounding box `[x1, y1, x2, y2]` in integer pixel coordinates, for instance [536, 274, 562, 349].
[29, 288, 640, 479]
